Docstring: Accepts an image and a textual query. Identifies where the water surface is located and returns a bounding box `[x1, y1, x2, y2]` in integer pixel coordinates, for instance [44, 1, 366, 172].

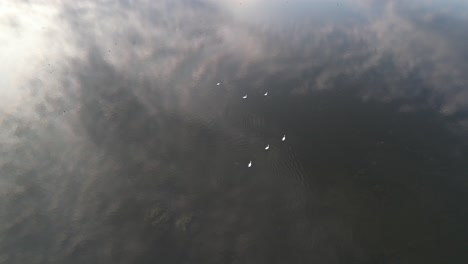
[1, 0, 468, 263]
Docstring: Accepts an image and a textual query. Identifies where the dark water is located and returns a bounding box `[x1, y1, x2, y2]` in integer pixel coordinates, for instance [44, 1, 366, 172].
[1, 0, 468, 263]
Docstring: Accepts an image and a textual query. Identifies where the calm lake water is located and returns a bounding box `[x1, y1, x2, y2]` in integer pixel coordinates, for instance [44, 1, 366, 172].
[1, 0, 468, 263]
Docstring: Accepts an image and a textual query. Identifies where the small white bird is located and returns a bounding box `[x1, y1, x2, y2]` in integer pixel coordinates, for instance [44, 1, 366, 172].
[282, 135, 286, 141]
[248, 161, 252, 167]
[264, 92, 268, 96]
[242, 94, 248, 99]
[216, 82, 220, 86]
[265, 144, 270, 150]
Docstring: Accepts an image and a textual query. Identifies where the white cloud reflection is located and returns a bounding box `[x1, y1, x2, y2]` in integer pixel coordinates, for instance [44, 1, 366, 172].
[3, 0, 467, 118]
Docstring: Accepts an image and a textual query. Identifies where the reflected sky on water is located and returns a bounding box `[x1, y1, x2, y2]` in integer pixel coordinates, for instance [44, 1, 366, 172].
[1, 0, 468, 263]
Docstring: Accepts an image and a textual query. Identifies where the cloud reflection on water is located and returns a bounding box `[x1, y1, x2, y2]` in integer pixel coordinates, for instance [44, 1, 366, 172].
[1, 0, 468, 263]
